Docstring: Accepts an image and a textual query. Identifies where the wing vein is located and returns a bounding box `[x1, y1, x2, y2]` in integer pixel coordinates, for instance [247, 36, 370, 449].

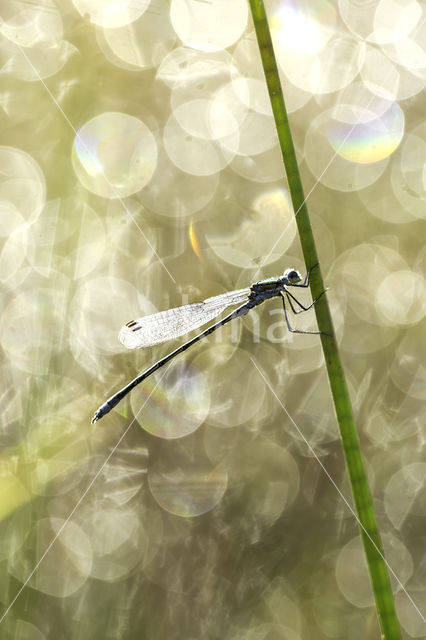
[119, 288, 251, 349]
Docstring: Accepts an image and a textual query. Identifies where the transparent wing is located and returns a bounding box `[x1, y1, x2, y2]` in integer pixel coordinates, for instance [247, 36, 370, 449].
[119, 288, 251, 349]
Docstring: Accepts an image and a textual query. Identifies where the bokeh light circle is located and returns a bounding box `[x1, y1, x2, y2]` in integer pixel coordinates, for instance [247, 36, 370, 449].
[2, 37, 77, 82]
[374, 0, 423, 45]
[172, 98, 232, 141]
[75, 505, 152, 582]
[224, 439, 301, 542]
[399, 121, 425, 199]
[72, 112, 158, 198]
[1, 0, 63, 47]
[131, 360, 210, 439]
[0, 146, 46, 232]
[72, 0, 147, 28]
[99, 1, 176, 70]
[205, 187, 297, 268]
[375, 270, 425, 326]
[229, 145, 286, 183]
[69, 276, 155, 359]
[326, 98, 404, 164]
[9, 517, 92, 597]
[270, 0, 337, 57]
[360, 45, 400, 100]
[335, 533, 413, 607]
[233, 36, 311, 114]
[137, 149, 219, 218]
[163, 108, 236, 176]
[0, 286, 68, 375]
[170, 0, 248, 53]
[388, 324, 426, 401]
[194, 345, 266, 428]
[211, 80, 278, 158]
[334, 243, 412, 326]
[338, 0, 380, 42]
[282, 35, 363, 96]
[149, 460, 228, 517]
[305, 108, 391, 191]
[384, 462, 426, 528]
[158, 47, 236, 105]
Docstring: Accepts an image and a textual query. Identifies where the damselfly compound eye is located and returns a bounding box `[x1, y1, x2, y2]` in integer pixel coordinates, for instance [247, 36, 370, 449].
[284, 269, 302, 284]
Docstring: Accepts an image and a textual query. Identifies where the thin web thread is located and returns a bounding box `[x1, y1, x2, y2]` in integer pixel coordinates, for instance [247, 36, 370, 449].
[0, 366, 170, 625]
[251, 357, 426, 626]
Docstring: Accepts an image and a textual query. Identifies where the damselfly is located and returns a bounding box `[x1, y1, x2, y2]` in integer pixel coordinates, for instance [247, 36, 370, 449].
[91, 265, 326, 424]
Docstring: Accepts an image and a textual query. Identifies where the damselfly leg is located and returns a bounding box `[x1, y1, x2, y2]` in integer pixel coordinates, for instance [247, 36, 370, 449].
[284, 287, 327, 315]
[280, 293, 323, 335]
[280, 264, 328, 336]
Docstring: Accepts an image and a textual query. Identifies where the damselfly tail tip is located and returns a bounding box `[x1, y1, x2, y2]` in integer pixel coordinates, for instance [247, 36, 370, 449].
[91, 412, 100, 424]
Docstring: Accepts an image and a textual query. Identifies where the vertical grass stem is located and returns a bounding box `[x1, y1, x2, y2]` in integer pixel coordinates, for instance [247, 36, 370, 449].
[248, 2, 402, 638]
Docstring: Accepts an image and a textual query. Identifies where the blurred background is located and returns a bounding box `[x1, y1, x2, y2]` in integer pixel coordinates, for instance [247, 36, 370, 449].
[0, 0, 425, 638]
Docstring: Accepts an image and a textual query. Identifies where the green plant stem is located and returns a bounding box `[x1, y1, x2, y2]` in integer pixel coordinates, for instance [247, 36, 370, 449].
[248, 2, 402, 639]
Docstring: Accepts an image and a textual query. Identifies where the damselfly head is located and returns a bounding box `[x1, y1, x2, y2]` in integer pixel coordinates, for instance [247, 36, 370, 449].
[283, 268, 302, 284]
